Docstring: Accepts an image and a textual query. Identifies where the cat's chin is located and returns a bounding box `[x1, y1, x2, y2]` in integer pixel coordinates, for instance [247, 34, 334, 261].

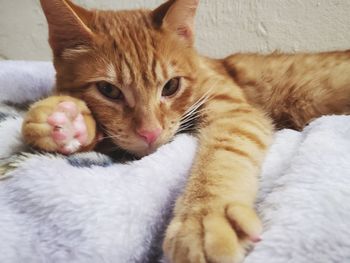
[131, 145, 159, 158]
[116, 142, 160, 159]
[110, 136, 170, 158]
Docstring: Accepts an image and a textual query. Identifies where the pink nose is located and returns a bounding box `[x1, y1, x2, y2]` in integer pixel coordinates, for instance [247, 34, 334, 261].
[137, 128, 162, 145]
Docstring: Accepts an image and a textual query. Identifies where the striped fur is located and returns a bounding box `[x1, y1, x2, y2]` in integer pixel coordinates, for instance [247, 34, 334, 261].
[22, 1, 350, 262]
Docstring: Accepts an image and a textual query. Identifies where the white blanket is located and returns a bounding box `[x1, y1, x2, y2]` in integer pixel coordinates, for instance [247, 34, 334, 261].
[0, 61, 349, 263]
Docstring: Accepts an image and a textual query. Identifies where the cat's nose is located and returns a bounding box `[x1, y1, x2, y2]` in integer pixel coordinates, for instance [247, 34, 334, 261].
[137, 128, 162, 145]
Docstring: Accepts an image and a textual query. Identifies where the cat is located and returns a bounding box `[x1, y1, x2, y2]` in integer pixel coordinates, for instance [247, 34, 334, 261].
[21, 0, 350, 262]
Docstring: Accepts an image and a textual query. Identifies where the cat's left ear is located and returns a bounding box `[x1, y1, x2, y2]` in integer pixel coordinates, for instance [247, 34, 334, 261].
[152, 0, 199, 45]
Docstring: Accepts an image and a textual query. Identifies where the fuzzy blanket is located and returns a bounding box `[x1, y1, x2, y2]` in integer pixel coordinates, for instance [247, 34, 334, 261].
[0, 61, 349, 263]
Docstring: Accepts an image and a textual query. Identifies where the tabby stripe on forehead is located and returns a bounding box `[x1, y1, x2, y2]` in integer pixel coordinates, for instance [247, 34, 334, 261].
[121, 25, 140, 68]
[159, 60, 169, 80]
[130, 29, 143, 66]
[151, 55, 158, 79]
[114, 51, 124, 84]
[130, 25, 155, 85]
[138, 28, 155, 85]
[121, 53, 136, 84]
[131, 23, 147, 58]
[147, 46, 158, 83]
[146, 47, 155, 75]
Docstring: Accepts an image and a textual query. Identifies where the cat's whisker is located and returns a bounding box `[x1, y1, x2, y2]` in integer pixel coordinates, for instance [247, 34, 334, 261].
[102, 133, 124, 140]
[100, 135, 122, 140]
[181, 86, 216, 120]
[177, 125, 194, 132]
[100, 127, 125, 141]
[180, 108, 207, 123]
[182, 95, 209, 118]
[100, 126, 116, 136]
[182, 92, 209, 117]
[180, 116, 202, 128]
[181, 109, 207, 121]
[176, 126, 197, 134]
[177, 86, 218, 135]
[179, 95, 214, 131]
[179, 116, 205, 130]
[181, 89, 216, 121]
[181, 101, 207, 122]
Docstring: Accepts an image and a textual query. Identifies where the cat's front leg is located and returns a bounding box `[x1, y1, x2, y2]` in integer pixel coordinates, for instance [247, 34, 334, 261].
[22, 95, 98, 154]
[163, 98, 273, 263]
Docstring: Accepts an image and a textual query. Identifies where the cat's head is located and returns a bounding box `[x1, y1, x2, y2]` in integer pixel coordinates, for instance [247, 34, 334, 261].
[41, 0, 204, 157]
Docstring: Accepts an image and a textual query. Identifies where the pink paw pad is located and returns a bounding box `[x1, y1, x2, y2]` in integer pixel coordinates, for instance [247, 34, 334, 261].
[47, 101, 89, 154]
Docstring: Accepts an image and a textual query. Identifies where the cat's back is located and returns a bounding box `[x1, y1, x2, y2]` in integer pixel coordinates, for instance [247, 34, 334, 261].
[224, 50, 350, 86]
[219, 50, 350, 129]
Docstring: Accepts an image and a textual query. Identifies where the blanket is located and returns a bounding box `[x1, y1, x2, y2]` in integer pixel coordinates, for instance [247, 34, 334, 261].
[0, 61, 349, 263]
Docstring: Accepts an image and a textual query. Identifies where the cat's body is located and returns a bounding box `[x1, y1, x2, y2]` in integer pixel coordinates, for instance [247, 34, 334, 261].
[21, 0, 350, 262]
[223, 51, 350, 129]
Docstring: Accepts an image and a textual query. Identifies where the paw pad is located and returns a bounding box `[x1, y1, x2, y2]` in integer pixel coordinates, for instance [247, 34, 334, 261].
[47, 101, 89, 154]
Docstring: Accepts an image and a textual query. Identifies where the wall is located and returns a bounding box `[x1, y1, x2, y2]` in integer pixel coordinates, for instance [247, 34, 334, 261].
[0, 0, 349, 61]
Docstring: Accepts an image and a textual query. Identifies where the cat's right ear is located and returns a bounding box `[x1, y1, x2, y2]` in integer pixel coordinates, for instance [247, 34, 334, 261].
[40, 0, 94, 56]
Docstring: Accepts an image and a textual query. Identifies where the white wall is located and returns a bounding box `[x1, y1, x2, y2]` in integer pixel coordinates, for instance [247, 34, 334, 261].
[0, 0, 349, 61]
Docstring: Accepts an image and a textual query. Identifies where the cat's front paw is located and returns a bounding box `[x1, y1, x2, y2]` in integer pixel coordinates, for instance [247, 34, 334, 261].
[163, 202, 262, 263]
[22, 96, 98, 154]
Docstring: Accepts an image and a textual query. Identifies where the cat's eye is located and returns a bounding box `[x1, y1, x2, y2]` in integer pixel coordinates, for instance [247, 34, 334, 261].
[96, 81, 124, 101]
[162, 77, 181, 97]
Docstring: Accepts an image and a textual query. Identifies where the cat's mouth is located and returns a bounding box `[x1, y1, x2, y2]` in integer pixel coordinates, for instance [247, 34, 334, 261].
[104, 135, 163, 158]
[98, 124, 172, 158]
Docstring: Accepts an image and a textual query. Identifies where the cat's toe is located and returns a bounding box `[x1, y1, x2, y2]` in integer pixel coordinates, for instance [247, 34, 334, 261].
[57, 101, 79, 118]
[72, 114, 88, 143]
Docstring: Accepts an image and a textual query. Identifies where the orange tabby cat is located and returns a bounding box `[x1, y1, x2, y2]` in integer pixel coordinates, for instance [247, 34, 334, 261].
[22, 0, 350, 262]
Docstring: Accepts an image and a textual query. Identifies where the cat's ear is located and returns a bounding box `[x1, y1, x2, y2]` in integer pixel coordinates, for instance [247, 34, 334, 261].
[40, 0, 94, 56]
[152, 0, 199, 45]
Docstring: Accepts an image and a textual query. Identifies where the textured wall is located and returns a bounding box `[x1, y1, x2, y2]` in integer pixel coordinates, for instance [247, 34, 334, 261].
[0, 0, 349, 61]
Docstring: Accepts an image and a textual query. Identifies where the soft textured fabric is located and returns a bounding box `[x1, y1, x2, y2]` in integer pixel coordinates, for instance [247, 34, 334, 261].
[246, 115, 350, 263]
[0, 61, 349, 263]
[0, 126, 197, 263]
[0, 60, 54, 104]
